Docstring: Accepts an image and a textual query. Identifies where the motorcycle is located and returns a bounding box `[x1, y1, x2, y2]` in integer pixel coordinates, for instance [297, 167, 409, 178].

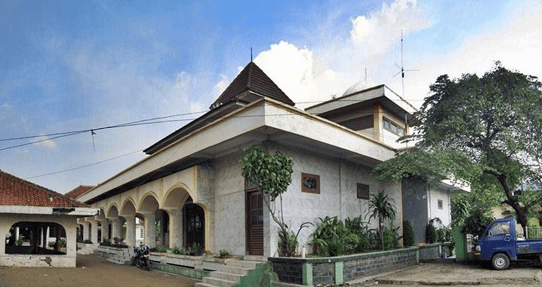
[131, 245, 151, 271]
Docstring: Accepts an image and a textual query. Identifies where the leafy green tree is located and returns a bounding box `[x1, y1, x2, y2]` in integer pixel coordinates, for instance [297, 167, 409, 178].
[241, 145, 310, 256]
[368, 189, 397, 249]
[376, 62, 542, 234]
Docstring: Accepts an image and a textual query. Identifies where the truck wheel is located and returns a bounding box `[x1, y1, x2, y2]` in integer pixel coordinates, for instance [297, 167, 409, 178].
[492, 253, 510, 270]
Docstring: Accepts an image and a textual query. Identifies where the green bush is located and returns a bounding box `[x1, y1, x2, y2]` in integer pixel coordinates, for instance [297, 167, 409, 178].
[426, 224, 437, 243]
[310, 216, 373, 257]
[191, 242, 203, 256]
[172, 246, 189, 255]
[403, 220, 416, 246]
[382, 226, 396, 250]
[48, 241, 55, 248]
[155, 245, 168, 253]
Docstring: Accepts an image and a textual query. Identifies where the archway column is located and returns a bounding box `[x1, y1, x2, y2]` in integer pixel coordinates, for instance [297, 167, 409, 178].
[86, 218, 99, 244]
[110, 217, 122, 240]
[167, 209, 183, 249]
[82, 222, 90, 241]
[125, 216, 136, 247]
[100, 219, 110, 243]
[142, 212, 156, 248]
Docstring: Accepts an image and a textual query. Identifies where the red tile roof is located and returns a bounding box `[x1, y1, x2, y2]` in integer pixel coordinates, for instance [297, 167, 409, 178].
[65, 185, 94, 198]
[0, 170, 88, 207]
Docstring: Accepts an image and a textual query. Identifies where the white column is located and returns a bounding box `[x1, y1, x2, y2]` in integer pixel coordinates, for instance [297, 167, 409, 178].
[100, 220, 110, 243]
[125, 216, 136, 247]
[83, 223, 90, 241]
[90, 221, 99, 244]
[110, 217, 122, 240]
[143, 213, 156, 248]
[168, 210, 183, 249]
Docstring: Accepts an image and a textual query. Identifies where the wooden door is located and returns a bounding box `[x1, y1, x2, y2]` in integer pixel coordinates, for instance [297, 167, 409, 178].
[246, 191, 264, 255]
[184, 203, 204, 248]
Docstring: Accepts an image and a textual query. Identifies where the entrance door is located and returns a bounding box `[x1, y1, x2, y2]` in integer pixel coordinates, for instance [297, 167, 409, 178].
[246, 190, 264, 255]
[184, 201, 204, 248]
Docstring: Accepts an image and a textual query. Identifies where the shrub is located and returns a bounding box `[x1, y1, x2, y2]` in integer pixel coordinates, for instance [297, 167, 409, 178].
[218, 250, 230, 258]
[155, 245, 168, 253]
[426, 224, 437, 243]
[82, 239, 93, 244]
[403, 220, 416, 246]
[172, 246, 189, 255]
[100, 239, 112, 246]
[15, 235, 24, 246]
[191, 242, 203, 256]
[310, 216, 373, 257]
[48, 241, 55, 248]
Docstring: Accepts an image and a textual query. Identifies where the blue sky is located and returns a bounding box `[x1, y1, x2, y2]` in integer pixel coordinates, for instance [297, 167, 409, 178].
[1, 0, 541, 193]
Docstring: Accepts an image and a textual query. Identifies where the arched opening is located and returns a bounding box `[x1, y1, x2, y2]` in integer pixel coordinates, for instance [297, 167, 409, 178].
[183, 197, 205, 249]
[5, 222, 67, 255]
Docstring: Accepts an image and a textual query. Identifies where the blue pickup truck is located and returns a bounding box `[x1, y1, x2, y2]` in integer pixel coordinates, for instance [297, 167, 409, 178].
[474, 217, 542, 270]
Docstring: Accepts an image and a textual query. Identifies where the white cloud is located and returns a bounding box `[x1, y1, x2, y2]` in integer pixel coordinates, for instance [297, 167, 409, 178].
[250, 0, 432, 108]
[32, 134, 57, 148]
[350, 0, 431, 55]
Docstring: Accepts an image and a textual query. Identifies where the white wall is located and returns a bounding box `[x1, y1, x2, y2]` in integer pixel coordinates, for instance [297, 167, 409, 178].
[428, 186, 451, 227]
[0, 213, 78, 267]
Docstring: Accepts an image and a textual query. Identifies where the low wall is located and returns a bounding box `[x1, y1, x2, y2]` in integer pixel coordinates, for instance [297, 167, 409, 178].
[270, 247, 419, 286]
[148, 252, 232, 279]
[418, 242, 453, 260]
[0, 254, 75, 267]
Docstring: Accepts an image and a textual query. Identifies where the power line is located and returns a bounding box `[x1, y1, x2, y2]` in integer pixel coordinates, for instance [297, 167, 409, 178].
[25, 149, 143, 180]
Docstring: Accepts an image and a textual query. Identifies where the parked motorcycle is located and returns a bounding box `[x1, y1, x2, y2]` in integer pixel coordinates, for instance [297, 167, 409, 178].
[131, 245, 151, 271]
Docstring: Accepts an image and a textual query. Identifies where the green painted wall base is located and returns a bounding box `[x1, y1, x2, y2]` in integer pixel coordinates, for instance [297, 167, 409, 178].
[302, 262, 313, 286]
[234, 262, 278, 287]
[334, 261, 344, 285]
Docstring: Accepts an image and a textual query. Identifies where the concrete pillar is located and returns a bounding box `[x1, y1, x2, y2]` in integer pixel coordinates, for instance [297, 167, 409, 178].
[168, 209, 183, 249]
[90, 220, 99, 244]
[143, 213, 156, 248]
[111, 217, 122, 240]
[100, 220, 110, 243]
[125, 216, 136, 247]
[83, 223, 90, 241]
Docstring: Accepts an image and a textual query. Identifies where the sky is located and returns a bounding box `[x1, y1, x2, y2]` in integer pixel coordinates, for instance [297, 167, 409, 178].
[1, 0, 541, 194]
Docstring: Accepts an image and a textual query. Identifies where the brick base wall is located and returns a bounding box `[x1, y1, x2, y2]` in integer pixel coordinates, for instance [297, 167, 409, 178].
[270, 247, 419, 285]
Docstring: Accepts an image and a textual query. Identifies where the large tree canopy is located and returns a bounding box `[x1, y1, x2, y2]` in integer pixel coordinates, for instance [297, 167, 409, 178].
[375, 62, 542, 232]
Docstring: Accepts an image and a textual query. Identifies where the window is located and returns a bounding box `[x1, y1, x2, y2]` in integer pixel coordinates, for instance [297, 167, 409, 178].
[488, 222, 510, 236]
[438, 199, 443, 210]
[301, 173, 320, 194]
[139, 228, 144, 239]
[357, 183, 370, 199]
[383, 117, 405, 136]
[339, 115, 374, 131]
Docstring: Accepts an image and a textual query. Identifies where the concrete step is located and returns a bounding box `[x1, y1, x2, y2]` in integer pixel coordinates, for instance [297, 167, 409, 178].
[194, 283, 215, 287]
[212, 271, 243, 282]
[244, 255, 267, 262]
[221, 265, 251, 276]
[226, 260, 262, 269]
[202, 276, 238, 287]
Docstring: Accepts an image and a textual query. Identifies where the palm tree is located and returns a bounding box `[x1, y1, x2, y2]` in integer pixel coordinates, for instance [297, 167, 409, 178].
[368, 189, 397, 249]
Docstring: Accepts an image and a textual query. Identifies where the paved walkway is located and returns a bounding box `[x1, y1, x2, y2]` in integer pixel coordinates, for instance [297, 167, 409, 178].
[0, 254, 198, 287]
[345, 261, 542, 287]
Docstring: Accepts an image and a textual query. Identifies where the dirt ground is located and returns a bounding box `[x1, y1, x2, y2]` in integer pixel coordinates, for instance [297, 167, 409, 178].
[0, 254, 198, 287]
[351, 261, 542, 287]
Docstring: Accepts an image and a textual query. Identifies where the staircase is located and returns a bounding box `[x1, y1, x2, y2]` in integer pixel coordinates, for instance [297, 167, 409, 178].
[196, 256, 267, 287]
[95, 246, 135, 265]
[104, 248, 134, 265]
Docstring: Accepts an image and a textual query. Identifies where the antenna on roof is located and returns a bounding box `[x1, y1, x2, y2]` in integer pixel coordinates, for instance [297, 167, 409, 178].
[251, 47, 253, 62]
[394, 29, 418, 98]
